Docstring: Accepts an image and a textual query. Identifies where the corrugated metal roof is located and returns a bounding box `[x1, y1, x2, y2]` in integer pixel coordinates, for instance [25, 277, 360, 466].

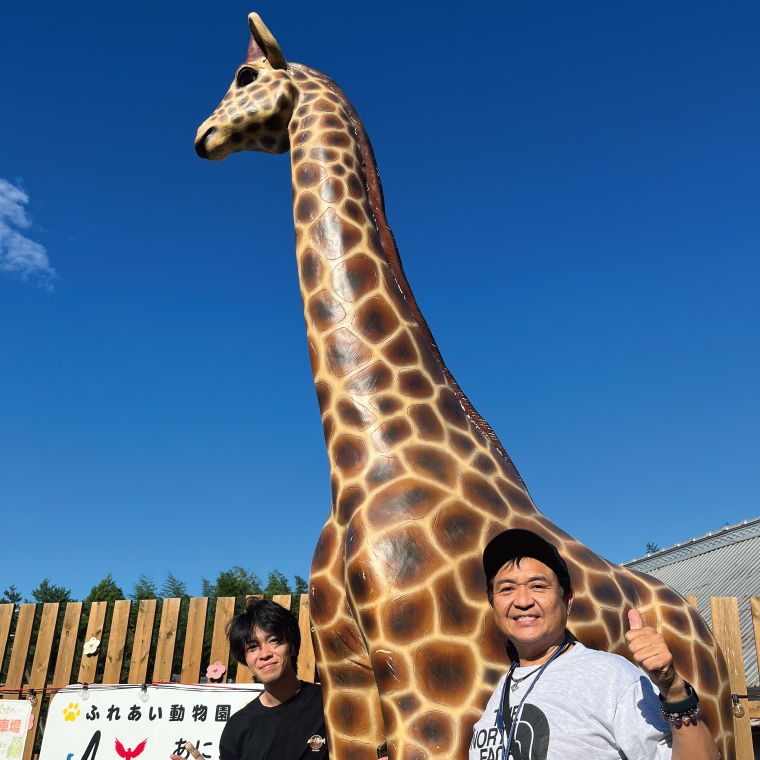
[624, 516, 760, 688]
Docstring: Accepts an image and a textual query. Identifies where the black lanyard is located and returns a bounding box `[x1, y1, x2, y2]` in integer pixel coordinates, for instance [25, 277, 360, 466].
[496, 636, 572, 759]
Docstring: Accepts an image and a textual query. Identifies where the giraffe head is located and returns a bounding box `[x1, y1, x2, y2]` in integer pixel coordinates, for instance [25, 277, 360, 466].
[195, 13, 297, 160]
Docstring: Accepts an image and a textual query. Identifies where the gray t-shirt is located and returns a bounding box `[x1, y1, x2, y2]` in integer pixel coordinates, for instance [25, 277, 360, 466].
[469, 642, 673, 760]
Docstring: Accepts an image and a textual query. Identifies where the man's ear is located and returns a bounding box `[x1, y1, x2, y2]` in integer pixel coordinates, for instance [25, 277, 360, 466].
[248, 13, 287, 70]
[564, 588, 575, 615]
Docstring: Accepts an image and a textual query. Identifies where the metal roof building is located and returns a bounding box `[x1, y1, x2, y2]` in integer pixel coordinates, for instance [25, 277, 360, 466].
[623, 515, 760, 689]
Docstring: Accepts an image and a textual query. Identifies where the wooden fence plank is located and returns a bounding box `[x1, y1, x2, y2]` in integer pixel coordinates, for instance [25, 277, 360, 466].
[154, 598, 181, 682]
[23, 604, 59, 760]
[181, 597, 209, 683]
[5, 604, 36, 698]
[684, 595, 697, 608]
[128, 599, 157, 685]
[750, 597, 760, 684]
[273, 595, 292, 610]
[710, 597, 753, 760]
[296, 595, 316, 683]
[0, 603, 14, 672]
[52, 602, 82, 687]
[209, 597, 235, 684]
[235, 595, 263, 684]
[102, 600, 131, 685]
[78, 601, 108, 684]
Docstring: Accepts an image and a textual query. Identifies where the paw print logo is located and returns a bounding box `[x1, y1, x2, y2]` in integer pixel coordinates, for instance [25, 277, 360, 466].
[63, 702, 81, 722]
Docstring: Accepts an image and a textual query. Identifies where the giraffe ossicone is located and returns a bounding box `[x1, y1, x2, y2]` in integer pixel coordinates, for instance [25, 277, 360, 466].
[195, 13, 734, 760]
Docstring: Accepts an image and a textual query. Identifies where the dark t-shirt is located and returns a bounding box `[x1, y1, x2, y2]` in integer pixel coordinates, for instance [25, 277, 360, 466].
[220, 682, 329, 760]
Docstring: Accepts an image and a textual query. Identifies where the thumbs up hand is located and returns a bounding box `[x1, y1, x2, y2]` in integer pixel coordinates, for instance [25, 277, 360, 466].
[625, 609, 688, 702]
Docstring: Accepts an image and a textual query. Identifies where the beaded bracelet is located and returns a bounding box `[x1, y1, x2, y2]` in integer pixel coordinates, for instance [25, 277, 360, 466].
[659, 681, 702, 726]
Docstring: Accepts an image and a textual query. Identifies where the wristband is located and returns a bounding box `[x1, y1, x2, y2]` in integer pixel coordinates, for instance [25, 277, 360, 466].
[659, 681, 701, 725]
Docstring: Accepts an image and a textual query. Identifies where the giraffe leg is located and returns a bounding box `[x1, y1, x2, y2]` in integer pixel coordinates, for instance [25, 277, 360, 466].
[310, 517, 385, 760]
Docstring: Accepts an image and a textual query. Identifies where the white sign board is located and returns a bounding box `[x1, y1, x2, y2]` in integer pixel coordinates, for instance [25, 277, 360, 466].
[40, 683, 264, 760]
[0, 700, 32, 760]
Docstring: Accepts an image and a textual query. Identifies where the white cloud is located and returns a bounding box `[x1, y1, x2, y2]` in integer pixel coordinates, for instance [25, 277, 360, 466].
[0, 179, 55, 291]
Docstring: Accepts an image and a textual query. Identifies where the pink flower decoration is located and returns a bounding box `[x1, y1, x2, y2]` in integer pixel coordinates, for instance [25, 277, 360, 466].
[207, 661, 226, 681]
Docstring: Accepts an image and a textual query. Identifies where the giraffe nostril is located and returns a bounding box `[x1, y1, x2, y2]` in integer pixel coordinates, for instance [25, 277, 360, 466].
[195, 126, 216, 159]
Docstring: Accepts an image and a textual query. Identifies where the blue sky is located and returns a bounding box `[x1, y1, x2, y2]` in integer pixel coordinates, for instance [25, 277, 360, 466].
[1, 0, 758, 601]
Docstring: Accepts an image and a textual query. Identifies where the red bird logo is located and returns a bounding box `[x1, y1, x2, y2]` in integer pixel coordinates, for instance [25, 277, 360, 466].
[115, 738, 147, 760]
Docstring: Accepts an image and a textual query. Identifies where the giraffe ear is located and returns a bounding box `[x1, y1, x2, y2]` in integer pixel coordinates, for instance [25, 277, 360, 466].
[248, 13, 287, 70]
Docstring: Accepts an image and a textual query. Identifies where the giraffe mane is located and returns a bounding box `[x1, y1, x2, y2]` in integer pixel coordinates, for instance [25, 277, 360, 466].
[295, 63, 527, 490]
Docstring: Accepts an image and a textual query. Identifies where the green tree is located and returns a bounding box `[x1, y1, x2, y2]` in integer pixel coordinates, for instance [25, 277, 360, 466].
[31, 579, 72, 604]
[161, 571, 188, 600]
[131, 574, 158, 600]
[646, 542, 659, 553]
[206, 567, 262, 601]
[291, 575, 308, 616]
[1, 585, 21, 604]
[86, 573, 125, 603]
[264, 570, 291, 599]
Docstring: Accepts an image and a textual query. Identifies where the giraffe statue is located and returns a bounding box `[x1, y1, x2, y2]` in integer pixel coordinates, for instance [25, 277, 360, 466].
[195, 14, 734, 760]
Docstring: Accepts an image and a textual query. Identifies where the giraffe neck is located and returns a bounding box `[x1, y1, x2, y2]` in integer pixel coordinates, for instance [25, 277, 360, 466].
[288, 64, 525, 488]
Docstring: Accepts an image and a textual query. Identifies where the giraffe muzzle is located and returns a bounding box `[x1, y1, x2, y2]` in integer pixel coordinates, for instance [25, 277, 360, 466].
[195, 126, 216, 160]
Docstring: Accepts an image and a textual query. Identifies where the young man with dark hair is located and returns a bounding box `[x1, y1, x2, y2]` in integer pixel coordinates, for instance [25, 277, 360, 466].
[170, 598, 328, 760]
[471, 528, 719, 760]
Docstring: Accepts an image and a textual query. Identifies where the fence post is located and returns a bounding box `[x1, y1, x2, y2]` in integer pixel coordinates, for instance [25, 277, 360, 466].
[710, 597, 754, 760]
[103, 600, 131, 684]
[22, 603, 59, 760]
[128, 599, 157, 684]
[77, 601, 108, 684]
[5, 604, 36, 700]
[181, 597, 209, 683]
[296, 595, 316, 683]
[154, 598, 182, 682]
[750, 597, 760, 722]
[209, 597, 235, 684]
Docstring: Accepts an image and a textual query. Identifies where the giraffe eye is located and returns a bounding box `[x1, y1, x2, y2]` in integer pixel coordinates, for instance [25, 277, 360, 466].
[237, 68, 257, 87]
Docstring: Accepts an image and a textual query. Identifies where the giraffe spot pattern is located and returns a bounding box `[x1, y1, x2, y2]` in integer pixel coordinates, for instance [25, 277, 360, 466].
[333, 434, 369, 473]
[370, 395, 403, 415]
[409, 711, 455, 753]
[399, 369, 434, 398]
[403, 445, 458, 487]
[343, 361, 393, 395]
[324, 328, 372, 377]
[300, 248, 324, 290]
[433, 571, 480, 634]
[364, 455, 406, 489]
[408, 405, 445, 441]
[331, 255, 378, 302]
[414, 642, 475, 706]
[336, 486, 366, 525]
[329, 694, 370, 737]
[371, 524, 443, 587]
[432, 503, 484, 555]
[308, 289, 346, 330]
[352, 296, 400, 343]
[381, 590, 434, 644]
[370, 417, 412, 453]
[367, 479, 446, 528]
[310, 208, 362, 260]
[382, 330, 419, 366]
[320, 177, 345, 203]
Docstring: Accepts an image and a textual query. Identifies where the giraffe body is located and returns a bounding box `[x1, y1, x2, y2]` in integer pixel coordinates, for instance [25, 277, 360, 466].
[195, 15, 734, 760]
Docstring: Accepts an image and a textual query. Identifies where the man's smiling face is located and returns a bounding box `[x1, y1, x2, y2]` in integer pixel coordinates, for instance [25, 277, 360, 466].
[245, 625, 294, 684]
[491, 557, 574, 656]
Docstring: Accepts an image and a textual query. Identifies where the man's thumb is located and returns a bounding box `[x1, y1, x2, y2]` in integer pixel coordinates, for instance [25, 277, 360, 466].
[628, 608, 644, 630]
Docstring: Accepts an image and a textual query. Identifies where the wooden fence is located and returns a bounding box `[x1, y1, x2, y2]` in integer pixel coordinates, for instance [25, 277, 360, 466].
[0, 594, 758, 759]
